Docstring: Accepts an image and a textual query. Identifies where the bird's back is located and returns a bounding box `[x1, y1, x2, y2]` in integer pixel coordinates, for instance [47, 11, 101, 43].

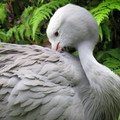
[0, 43, 85, 120]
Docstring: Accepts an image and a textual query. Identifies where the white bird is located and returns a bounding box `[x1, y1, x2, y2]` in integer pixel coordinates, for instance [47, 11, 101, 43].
[0, 4, 120, 120]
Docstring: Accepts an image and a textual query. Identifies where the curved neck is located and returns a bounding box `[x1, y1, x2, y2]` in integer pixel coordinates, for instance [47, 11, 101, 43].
[78, 40, 99, 82]
[77, 40, 119, 120]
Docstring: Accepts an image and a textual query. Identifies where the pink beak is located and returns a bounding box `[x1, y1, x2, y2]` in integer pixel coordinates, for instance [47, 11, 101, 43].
[52, 42, 62, 51]
[56, 42, 61, 51]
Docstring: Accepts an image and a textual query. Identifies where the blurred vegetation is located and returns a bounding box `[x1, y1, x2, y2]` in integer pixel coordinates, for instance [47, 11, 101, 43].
[0, 0, 120, 76]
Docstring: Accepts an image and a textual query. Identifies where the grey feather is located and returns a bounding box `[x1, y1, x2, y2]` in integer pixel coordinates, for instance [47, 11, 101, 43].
[0, 42, 84, 120]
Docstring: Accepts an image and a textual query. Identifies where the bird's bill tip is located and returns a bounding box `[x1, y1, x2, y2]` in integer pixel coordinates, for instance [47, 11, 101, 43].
[51, 42, 63, 52]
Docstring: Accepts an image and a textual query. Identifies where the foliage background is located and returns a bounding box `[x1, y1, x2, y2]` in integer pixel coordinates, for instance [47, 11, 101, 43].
[0, 0, 120, 77]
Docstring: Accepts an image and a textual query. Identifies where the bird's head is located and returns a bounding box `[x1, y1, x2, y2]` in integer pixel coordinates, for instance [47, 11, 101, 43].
[46, 4, 99, 51]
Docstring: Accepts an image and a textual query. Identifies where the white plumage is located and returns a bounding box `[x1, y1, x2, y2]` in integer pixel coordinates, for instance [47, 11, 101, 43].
[0, 4, 120, 120]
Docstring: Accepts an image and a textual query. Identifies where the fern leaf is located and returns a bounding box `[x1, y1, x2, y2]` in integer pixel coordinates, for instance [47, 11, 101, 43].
[21, 6, 34, 23]
[6, 26, 17, 40]
[17, 24, 25, 40]
[91, 0, 120, 25]
[24, 24, 32, 40]
[0, 3, 7, 24]
[0, 29, 7, 42]
[96, 48, 120, 75]
[98, 25, 103, 41]
[102, 24, 111, 41]
[106, 48, 120, 60]
[30, 0, 69, 40]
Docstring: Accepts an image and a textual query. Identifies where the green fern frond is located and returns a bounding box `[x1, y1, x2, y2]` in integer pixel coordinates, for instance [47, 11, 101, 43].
[21, 6, 34, 23]
[0, 3, 7, 24]
[0, 29, 7, 42]
[17, 24, 25, 40]
[98, 25, 103, 41]
[98, 23, 111, 41]
[6, 23, 31, 42]
[6, 26, 18, 41]
[102, 23, 111, 41]
[96, 48, 120, 75]
[6, 26, 17, 38]
[20, 6, 35, 41]
[30, 0, 70, 39]
[91, 0, 120, 25]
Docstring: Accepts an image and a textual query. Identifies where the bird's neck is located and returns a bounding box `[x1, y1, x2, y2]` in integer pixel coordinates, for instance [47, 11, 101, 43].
[77, 40, 119, 120]
[78, 40, 100, 83]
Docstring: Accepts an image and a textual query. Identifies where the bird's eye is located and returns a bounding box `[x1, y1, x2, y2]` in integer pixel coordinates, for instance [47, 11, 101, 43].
[54, 31, 59, 37]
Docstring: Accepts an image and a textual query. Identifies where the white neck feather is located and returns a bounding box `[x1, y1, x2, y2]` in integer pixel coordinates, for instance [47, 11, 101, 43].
[77, 40, 120, 120]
